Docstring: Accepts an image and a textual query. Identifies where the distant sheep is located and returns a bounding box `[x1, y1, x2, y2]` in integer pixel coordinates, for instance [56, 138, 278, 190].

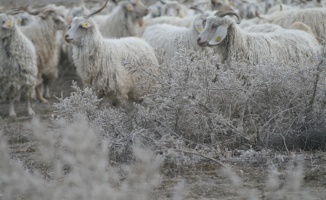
[65, 1, 159, 106]
[238, 1, 263, 19]
[20, 7, 67, 103]
[197, 11, 321, 66]
[160, 0, 189, 18]
[146, 1, 164, 18]
[144, 15, 194, 28]
[93, 0, 149, 38]
[142, 12, 212, 61]
[261, 8, 326, 42]
[143, 7, 211, 28]
[243, 23, 283, 33]
[193, 0, 235, 13]
[0, 13, 38, 117]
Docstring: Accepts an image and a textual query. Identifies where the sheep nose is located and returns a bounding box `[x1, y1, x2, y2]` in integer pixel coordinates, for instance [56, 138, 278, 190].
[197, 37, 201, 43]
[65, 34, 72, 42]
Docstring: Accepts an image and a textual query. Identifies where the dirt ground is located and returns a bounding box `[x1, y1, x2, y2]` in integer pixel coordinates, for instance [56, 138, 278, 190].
[1, 65, 326, 199]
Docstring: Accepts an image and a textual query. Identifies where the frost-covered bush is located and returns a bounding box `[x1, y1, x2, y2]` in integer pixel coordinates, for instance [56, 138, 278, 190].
[52, 42, 326, 168]
[221, 155, 316, 200]
[0, 118, 164, 200]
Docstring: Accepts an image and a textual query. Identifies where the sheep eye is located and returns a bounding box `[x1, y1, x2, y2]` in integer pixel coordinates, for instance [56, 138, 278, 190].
[68, 25, 71, 29]
[212, 24, 218, 28]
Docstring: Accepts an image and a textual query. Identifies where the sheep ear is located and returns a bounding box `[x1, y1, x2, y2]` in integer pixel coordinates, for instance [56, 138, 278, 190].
[125, 3, 134, 11]
[2, 20, 14, 29]
[80, 22, 92, 29]
[194, 18, 204, 33]
[208, 24, 228, 45]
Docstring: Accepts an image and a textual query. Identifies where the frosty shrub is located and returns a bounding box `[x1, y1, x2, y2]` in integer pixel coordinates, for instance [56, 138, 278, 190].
[52, 42, 326, 169]
[1, 37, 325, 200]
[0, 118, 164, 200]
[221, 155, 316, 200]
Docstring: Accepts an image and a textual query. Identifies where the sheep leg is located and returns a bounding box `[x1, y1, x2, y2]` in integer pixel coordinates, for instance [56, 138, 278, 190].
[36, 84, 48, 103]
[44, 83, 51, 99]
[9, 98, 16, 118]
[26, 98, 35, 116]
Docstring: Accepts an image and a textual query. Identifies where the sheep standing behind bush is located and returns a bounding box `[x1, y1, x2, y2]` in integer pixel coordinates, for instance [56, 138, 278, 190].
[142, 11, 212, 62]
[93, 0, 149, 38]
[262, 8, 326, 42]
[0, 13, 38, 117]
[20, 7, 67, 103]
[197, 11, 321, 66]
[65, 0, 159, 106]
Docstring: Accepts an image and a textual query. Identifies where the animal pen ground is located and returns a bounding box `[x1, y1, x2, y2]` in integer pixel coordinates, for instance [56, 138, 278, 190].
[1, 0, 326, 199]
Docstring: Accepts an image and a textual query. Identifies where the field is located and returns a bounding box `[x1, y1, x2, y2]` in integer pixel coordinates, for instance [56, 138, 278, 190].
[1, 42, 326, 199]
[1, 0, 326, 198]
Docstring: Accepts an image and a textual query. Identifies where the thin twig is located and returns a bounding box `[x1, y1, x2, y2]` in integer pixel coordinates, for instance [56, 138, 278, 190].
[174, 149, 227, 168]
[308, 59, 324, 111]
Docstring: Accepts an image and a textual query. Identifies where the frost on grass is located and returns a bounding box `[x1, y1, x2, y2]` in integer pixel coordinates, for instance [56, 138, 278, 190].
[0, 118, 163, 200]
[220, 155, 316, 200]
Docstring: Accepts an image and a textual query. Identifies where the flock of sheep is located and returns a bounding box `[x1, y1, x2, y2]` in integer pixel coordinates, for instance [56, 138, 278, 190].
[0, 0, 324, 117]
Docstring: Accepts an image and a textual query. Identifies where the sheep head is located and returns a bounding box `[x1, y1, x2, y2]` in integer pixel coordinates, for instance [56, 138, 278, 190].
[119, 0, 149, 18]
[65, 0, 110, 46]
[197, 11, 241, 46]
[41, 9, 67, 30]
[246, 3, 260, 19]
[161, 1, 183, 17]
[65, 16, 101, 46]
[0, 13, 16, 38]
[116, 0, 148, 27]
[212, 0, 236, 12]
[24, 6, 68, 31]
[265, 0, 277, 12]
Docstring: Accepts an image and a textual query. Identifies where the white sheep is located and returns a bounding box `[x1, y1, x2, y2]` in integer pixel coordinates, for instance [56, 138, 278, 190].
[20, 7, 67, 103]
[146, 1, 164, 18]
[243, 21, 314, 34]
[193, 0, 235, 13]
[65, 1, 159, 106]
[65, 6, 90, 24]
[93, 0, 149, 38]
[259, 8, 326, 42]
[264, 0, 277, 13]
[0, 13, 38, 117]
[142, 11, 212, 61]
[237, 1, 264, 19]
[243, 23, 283, 33]
[197, 11, 321, 66]
[13, 11, 35, 26]
[144, 15, 194, 28]
[160, 0, 189, 18]
[143, 5, 233, 28]
[143, 6, 205, 28]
